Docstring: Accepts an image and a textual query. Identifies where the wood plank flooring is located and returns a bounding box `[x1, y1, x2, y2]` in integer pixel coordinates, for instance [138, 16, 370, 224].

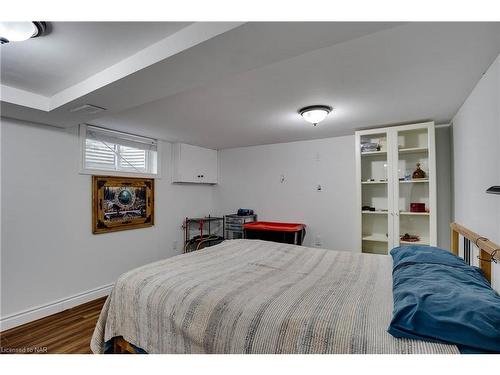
[0, 297, 107, 354]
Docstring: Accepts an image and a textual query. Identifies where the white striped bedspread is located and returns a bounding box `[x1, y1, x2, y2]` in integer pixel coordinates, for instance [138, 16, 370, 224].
[91, 239, 458, 354]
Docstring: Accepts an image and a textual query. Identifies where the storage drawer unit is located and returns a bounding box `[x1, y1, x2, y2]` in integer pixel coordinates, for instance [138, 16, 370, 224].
[224, 214, 257, 240]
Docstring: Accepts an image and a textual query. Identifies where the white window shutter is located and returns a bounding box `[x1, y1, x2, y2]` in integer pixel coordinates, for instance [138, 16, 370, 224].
[85, 139, 117, 170]
[118, 146, 147, 172]
[82, 125, 158, 176]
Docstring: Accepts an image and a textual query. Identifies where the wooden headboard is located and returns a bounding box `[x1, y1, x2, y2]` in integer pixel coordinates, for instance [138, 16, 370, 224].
[450, 223, 500, 283]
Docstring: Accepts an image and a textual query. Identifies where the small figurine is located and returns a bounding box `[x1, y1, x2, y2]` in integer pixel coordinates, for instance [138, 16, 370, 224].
[412, 163, 426, 179]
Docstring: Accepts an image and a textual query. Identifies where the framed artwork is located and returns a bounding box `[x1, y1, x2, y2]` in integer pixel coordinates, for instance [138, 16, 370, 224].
[92, 176, 154, 234]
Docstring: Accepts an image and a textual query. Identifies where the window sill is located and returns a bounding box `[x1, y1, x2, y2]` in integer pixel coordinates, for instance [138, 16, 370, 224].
[79, 168, 161, 179]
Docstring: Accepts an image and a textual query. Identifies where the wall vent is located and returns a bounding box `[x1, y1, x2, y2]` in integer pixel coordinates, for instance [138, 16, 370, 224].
[69, 104, 106, 115]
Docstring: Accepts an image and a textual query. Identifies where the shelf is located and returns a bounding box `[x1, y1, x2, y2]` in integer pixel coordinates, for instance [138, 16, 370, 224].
[362, 211, 430, 216]
[362, 234, 388, 242]
[361, 150, 387, 157]
[361, 180, 388, 184]
[185, 216, 224, 222]
[399, 179, 429, 183]
[400, 239, 430, 246]
[399, 211, 430, 216]
[362, 247, 388, 255]
[398, 147, 428, 154]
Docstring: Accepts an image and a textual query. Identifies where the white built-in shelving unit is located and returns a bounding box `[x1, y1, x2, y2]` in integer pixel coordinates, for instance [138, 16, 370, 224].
[355, 122, 437, 255]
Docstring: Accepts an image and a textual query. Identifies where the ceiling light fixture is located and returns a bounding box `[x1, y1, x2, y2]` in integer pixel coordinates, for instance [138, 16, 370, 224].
[299, 105, 332, 126]
[0, 22, 48, 44]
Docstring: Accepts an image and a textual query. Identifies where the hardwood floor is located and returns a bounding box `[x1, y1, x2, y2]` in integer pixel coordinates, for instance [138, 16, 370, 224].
[0, 297, 107, 354]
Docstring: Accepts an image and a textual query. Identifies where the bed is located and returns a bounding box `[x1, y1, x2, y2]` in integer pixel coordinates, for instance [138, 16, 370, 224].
[91, 239, 461, 354]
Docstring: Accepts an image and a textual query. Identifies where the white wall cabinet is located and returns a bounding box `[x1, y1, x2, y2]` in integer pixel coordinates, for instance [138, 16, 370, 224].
[355, 122, 437, 254]
[172, 143, 218, 184]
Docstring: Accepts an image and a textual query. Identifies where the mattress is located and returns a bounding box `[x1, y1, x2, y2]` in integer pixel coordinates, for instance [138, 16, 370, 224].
[91, 239, 459, 354]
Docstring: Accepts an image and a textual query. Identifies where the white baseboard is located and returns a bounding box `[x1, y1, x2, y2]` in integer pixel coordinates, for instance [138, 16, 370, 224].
[0, 283, 114, 331]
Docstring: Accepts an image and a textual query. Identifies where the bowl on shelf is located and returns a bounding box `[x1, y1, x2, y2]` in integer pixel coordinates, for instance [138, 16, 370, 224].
[400, 233, 420, 242]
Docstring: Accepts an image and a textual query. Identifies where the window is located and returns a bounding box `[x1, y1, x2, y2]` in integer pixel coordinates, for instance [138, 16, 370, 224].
[80, 125, 159, 177]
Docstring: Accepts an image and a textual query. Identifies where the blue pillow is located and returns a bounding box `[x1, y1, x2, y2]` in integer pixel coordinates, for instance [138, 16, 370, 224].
[388, 246, 500, 353]
[391, 245, 470, 270]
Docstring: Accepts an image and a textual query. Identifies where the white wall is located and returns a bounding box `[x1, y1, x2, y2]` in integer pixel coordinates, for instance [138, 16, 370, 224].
[215, 136, 358, 250]
[452, 54, 500, 291]
[435, 126, 452, 250]
[0, 118, 216, 320]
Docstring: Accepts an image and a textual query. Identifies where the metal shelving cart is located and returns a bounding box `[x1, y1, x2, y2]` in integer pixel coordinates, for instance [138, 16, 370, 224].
[183, 215, 224, 253]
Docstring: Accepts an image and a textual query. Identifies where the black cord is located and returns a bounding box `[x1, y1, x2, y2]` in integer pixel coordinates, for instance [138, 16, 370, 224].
[477, 248, 498, 264]
[472, 235, 499, 263]
[474, 236, 488, 247]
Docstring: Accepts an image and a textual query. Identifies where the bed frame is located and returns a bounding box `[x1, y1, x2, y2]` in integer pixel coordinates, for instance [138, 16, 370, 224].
[112, 336, 142, 354]
[109, 223, 500, 353]
[450, 222, 499, 283]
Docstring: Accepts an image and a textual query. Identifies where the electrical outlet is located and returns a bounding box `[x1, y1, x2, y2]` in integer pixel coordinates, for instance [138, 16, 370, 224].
[316, 184, 323, 192]
[315, 235, 322, 247]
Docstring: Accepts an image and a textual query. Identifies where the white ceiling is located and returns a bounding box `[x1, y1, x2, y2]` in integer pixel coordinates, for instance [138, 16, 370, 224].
[0, 22, 191, 95]
[1, 22, 500, 149]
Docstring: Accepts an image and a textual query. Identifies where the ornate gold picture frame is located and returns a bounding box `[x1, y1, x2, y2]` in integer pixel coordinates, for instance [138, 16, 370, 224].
[92, 176, 154, 234]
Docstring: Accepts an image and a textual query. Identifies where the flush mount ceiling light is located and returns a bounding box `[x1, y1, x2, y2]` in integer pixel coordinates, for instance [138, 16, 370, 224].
[299, 105, 333, 126]
[0, 22, 48, 44]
